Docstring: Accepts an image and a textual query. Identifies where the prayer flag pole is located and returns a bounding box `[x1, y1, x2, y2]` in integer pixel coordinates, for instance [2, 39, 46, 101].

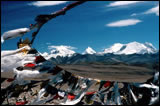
[30, 1, 86, 45]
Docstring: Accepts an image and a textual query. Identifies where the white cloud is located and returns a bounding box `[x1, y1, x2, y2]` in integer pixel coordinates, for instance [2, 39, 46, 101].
[48, 45, 76, 50]
[106, 19, 142, 27]
[144, 5, 159, 16]
[131, 13, 138, 16]
[28, 1, 68, 7]
[108, 1, 145, 7]
[131, 4, 159, 17]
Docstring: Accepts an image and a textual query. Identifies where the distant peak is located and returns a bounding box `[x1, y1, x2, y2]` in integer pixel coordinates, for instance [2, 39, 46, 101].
[41, 42, 157, 59]
[42, 45, 76, 59]
[102, 41, 157, 55]
[128, 41, 140, 44]
[83, 46, 96, 54]
[144, 42, 155, 48]
[103, 43, 124, 54]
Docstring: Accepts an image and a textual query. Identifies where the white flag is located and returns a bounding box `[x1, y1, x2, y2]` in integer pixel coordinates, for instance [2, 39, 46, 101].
[1, 28, 30, 43]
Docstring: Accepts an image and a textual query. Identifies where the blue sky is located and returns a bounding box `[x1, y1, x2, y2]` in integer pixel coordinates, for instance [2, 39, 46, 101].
[1, 1, 159, 53]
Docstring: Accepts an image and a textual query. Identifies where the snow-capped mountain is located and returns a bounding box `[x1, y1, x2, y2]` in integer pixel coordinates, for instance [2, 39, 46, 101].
[41, 52, 49, 59]
[102, 42, 157, 55]
[102, 43, 124, 54]
[83, 47, 96, 54]
[41, 42, 158, 60]
[41, 45, 76, 59]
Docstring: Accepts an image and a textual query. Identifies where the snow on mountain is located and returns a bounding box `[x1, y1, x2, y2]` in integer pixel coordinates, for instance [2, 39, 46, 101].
[103, 43, 124, 54]
[41, 42, 157, 59]
[41, 45, 76, 59]
[102, 41, 157, 55]
[83, 47, 96, 54]
[41, 52, 49, 59]
[144, 42, 157, 53]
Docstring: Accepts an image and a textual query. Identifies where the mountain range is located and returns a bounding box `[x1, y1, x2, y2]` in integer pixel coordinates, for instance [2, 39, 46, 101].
[41, 42, 159, 68]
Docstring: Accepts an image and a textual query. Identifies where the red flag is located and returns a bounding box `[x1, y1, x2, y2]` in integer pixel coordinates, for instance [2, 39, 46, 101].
[103, 81, 111, 88]
[86, 91, 96, 95]
[7, 78, 15, 82]
[16, 101, 28, 105]
[35, 56, 46, 64]
[53, 93, 59, 99]
[67, 93, 76, 100]
[53, 93, 64, 100]
[24, 63, 36, 68]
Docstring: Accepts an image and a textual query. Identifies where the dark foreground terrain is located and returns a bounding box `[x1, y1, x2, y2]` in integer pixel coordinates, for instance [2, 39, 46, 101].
[1, 64, 154, 83]
[59, 64, 154, 82]
[1, 63, 157, 105]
